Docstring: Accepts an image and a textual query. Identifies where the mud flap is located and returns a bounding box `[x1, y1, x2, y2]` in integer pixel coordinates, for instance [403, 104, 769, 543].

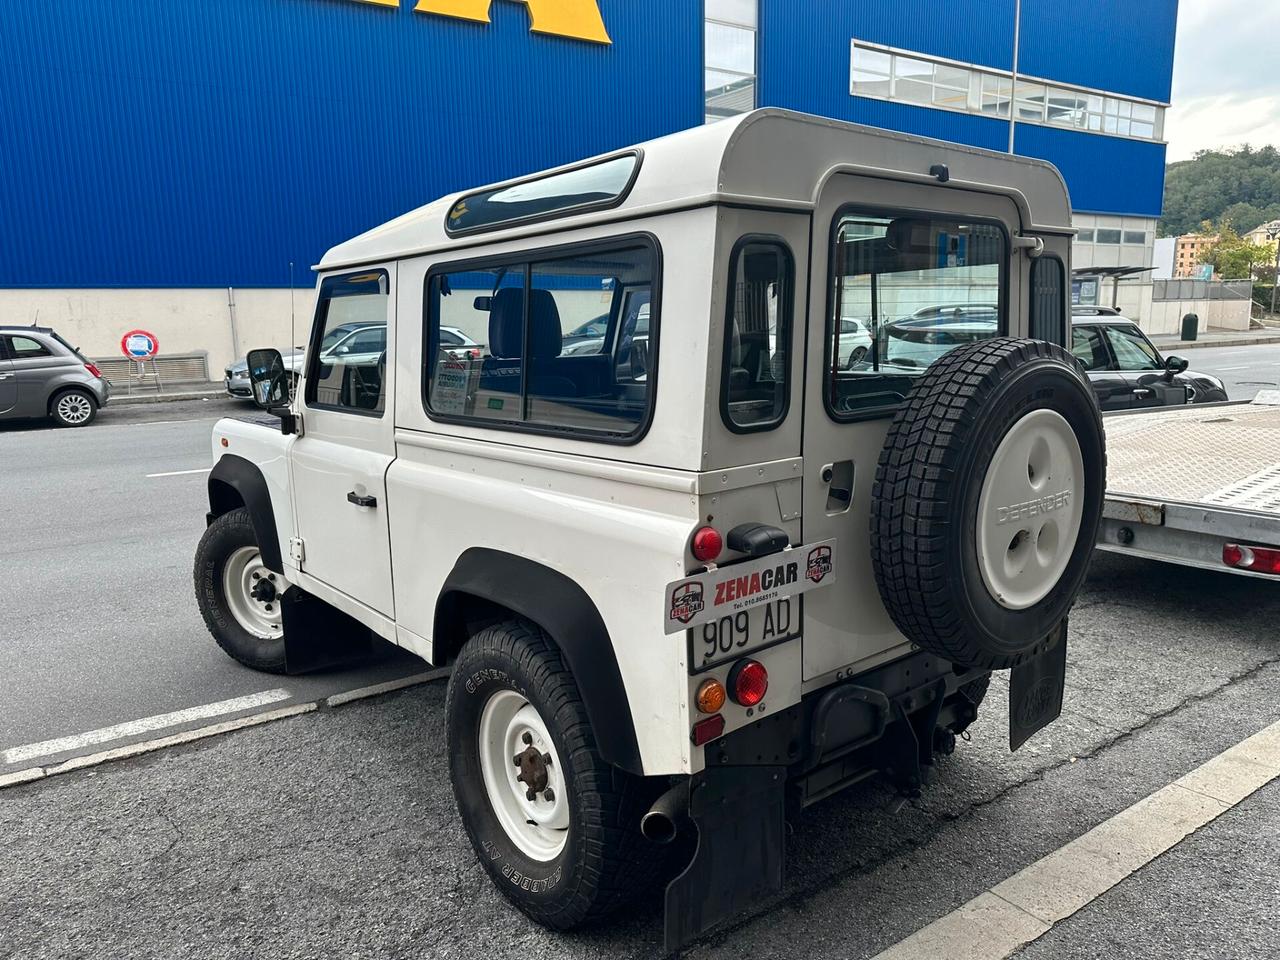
[280, 585, 374, 674]
[664, 766, 786, 954]
[1009, 618, 1068, 751]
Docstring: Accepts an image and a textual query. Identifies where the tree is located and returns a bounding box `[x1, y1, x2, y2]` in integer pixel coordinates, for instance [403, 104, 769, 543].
[1160, 145, 1280, 237]
[1202, 226, 1275, 279]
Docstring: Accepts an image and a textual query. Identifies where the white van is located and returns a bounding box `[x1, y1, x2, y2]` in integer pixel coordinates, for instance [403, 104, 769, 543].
[194, 110, 1105, 952]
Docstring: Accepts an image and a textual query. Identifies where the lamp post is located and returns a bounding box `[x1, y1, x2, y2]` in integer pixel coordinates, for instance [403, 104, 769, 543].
[1268, 223, 1280, 316]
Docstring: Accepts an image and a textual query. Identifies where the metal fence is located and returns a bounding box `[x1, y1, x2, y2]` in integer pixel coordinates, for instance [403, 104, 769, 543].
[1153, 279, 1253, 301]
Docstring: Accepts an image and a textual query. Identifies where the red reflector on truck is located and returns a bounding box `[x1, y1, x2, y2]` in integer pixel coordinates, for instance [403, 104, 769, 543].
[728, 659, 768, 707]
[1223, 543, 1280, 574]
[691, 714, 725, 746]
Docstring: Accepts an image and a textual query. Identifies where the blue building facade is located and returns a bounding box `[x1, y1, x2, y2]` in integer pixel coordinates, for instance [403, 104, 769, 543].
[1, 0, 1177, 292]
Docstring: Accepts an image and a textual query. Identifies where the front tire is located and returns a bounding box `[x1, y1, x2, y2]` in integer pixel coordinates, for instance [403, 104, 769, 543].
[193, 507, 287, 673]
[50, 388, 97, 427]
[446, 619, 662, 929]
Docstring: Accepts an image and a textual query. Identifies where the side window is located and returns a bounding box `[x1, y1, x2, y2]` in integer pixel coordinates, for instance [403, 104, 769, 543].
[1030, 256, 1066, 344]
[425, 239, 659, 441]
[306, 271, 390, 415]
[722, 239, 793, 432]
[7, 335, 52, 359]
[1105, 324, 1161, 370]
[1071, 326, 1111, 370]
[826, 211, 1006, 418]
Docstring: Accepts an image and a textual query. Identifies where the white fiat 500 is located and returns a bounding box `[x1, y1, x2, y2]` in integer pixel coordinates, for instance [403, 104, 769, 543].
[194, 110, 1104, 953]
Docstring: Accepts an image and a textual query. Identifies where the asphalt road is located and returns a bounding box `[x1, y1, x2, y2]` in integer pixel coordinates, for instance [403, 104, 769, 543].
[2, 550, 1278, 959]
[0, 397, 423, 765]
[1181, 341, 1280, 401]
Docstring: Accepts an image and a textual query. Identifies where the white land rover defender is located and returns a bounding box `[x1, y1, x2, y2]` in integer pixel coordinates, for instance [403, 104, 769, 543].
[194, 110, 1105, 952]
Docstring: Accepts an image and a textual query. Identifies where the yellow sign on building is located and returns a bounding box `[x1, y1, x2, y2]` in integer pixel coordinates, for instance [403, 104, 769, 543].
[356, 0, 612, 44]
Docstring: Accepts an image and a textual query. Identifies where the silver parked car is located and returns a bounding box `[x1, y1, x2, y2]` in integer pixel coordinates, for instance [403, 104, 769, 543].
[0, 325, 111, 427]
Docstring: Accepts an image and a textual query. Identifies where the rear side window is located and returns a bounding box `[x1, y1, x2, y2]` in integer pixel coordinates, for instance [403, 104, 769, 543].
[1030, 255, 1067, 344]
[305, 271, 390, 416]
[6, 335, 52, 359]
[721, 239, 794, 432]
[826, 209, 1007, 419]
[425, 237, 659, 442]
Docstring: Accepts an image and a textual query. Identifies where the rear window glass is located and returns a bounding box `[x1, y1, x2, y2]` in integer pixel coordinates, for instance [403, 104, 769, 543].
[446, 154, 639, 236]
[425, 238, 659, 442]
[722, 240, 794, 432]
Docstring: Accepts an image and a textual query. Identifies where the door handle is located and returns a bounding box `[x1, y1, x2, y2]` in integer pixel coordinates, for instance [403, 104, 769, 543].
[1132, 388, 1154, 399]
[0, 373, 12, 380]
[347, 491, 377, 508]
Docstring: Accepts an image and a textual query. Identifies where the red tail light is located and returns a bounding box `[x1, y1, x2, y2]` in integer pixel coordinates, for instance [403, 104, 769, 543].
[85, 362, 104, 379]
[1223, 543, 1280, 574]
[728, 659, 768, 706]
[691, 526, 723, 563]
[691, 714, 725, 746]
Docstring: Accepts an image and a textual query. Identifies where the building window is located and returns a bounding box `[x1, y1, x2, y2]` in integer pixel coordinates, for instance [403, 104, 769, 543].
[705, 1, 757, 123]
[1096, 229, 1123, 245]
[1076, 229, 1095, 243]
[849, 41, 1166, 143]
[1123, 230, 1147, 245]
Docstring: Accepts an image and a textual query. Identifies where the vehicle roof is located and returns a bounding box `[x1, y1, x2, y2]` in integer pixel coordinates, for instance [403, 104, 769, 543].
[1071, 317, 1137, 326]
[0, 325, 53, 334]
[320, 108, 1073, 272]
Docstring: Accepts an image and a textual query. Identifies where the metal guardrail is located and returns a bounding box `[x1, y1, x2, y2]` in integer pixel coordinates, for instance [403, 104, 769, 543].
[1153, 279, 1253, 301]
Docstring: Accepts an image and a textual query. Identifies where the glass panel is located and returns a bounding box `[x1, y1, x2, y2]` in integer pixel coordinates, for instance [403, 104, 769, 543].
[933, 63, 970, 90]
[980, 75, 1011, 117]
[1105, 98, 1121, 116]
[933, 82, 969, 110]
[1014, 82, 1045, 121]
[1076, 229, 1095, 243]
[1088, 114, 1102, 131]
[706, 71, 757, 117]
[1106, 325, 1161, 370]
[8, 335, 50, 357]
[1087, 94, 1104, 113]
[705, 21, 755, 74]
[1132, 103, 1157, 122]
[851, 71, 892, 98]
[1124, 231, 1147, 245]
[895, 56, 933, 80]
[1103, 115, 1118, 134]
[706, 0, 756, 27]
[308, 271, 390, 415]
[724, 242, 793, 430]
[895, 77, 934, 105]
[827, 212, 1005, 416]
[1046, 89, 1082, 125]
[1096, 229, 1123, 244]
[1070, 326, 1110, 370]
[1131, 121, 1155, 139]
[526, 246, 656, 434]
[447, 155, 637, 235]
[854, 46, 892, 77]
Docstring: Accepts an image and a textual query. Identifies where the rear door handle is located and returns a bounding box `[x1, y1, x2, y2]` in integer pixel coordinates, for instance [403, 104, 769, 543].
[347, 491, 377, 508]
[1132, 388, 1154, 399]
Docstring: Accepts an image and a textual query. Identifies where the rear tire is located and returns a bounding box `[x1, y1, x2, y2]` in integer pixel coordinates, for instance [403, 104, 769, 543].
[193, 507, 287, 673]
[446, 619, 662, 929]
[49, 388, 97, 427]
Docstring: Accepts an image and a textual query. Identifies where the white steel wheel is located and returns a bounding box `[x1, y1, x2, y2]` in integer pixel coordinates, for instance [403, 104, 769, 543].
[221, 546, 284, 640]
[54, 391, 94, 425]
[976, 408, 1086, 610]
[478, 689, 569, 862]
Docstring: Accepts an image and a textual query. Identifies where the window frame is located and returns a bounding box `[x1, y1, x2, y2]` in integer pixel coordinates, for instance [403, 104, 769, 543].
[6, 334, 53, 359]
[823, 203, 1011, 424]
[303, 269, 391, 419]
[1030, 254, 1068, 346]
[443, 151, 643, 238]
[719, 234, 796, 435]
[422, 232, 663, 446]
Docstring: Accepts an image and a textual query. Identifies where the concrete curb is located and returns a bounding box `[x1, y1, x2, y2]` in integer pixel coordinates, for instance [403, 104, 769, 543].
[1150, 335, 1280, 351]
[108, 387, 228, 405]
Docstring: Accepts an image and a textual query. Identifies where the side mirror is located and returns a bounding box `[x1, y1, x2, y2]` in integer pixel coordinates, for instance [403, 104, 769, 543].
[247, 348, 290, 410]
[1165, 355, 1190, 380]
[473, 296, 493, 311]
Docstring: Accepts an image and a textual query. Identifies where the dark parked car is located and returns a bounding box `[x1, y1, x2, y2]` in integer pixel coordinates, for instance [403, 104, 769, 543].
[0, 325, 111, 426]
[1070, 317, 1228, 410]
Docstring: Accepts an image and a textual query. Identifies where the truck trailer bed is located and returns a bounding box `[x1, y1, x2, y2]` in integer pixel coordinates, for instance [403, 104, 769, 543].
[1100, 396, 1280, 577]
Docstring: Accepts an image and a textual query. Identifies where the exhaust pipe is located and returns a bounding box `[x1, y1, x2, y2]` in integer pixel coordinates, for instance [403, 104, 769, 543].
[641, 780, 690, 844]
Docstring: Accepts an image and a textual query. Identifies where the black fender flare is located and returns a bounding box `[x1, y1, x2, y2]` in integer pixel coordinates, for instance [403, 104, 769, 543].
[435, 548, 642, 775]
[207, 454, 284, 572]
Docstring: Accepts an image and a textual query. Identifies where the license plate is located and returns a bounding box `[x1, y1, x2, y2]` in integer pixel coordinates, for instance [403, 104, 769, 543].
[664, 538, 837, 635]
[690, 596, 800, 672]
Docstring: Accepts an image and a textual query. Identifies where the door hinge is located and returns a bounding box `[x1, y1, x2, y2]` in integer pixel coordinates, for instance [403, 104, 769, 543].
[289, 537, 306, 564]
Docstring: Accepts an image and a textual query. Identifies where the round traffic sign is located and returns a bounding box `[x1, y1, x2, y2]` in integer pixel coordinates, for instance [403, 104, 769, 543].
[120, 329, 160, 361]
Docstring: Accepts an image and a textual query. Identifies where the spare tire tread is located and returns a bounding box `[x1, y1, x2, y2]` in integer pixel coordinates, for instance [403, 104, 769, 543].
[871, 338, 1105, 669]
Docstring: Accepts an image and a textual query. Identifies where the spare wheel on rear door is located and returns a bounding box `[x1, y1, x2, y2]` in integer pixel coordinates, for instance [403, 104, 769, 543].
[870, 338, 1105, 670]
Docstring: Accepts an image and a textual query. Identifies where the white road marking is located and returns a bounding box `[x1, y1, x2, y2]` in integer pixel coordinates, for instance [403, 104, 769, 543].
[871, 718, 1280, 960]
[145, 467, 212, 478]
[1216, 365, 1253, 371]
[1, 688, 292, 765]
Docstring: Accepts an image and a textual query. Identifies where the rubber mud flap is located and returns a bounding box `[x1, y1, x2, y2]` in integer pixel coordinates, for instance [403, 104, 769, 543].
[280, 586, 374, 674]
[1008, 618, 1068, 751]
[664, 766, 786, 954]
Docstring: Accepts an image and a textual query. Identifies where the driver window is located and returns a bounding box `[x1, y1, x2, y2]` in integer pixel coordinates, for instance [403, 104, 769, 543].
[1105, 325, 1161, 370]
[826, 211, 1006, 418]
[306, 271, 390, 415]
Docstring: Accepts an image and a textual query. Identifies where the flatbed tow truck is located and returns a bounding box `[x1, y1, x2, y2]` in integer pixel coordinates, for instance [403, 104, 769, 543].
[1100, 393, 1280, 578]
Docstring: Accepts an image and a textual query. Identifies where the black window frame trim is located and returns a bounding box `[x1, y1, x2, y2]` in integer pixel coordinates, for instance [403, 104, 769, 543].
[422, 231, 663, 446]
[823, 202, 1012, 424]
[303, 268, 392, 420]
[443, 151, 644, 239]
[719, 233, 797, 435]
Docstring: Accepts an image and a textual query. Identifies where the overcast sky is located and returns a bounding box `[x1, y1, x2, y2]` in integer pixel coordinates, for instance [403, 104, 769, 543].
[1164, 0, 1280, 161]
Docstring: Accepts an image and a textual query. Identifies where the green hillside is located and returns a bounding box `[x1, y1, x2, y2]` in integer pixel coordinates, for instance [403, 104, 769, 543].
[1160, 145, 1280, 237]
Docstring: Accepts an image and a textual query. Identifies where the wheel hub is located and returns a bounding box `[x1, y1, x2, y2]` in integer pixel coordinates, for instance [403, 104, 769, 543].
[222, 547, 284, 640]
[513, 734, 555, 802]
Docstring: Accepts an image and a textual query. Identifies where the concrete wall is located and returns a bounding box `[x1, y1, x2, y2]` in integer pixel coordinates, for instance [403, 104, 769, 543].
[0, 288, 315, 378]
[1148, 298, 1252, 335]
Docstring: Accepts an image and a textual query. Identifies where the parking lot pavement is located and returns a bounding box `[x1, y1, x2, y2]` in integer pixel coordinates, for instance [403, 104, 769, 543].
[3, 550, 1279, 960]
[0, 407, 425, 770]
